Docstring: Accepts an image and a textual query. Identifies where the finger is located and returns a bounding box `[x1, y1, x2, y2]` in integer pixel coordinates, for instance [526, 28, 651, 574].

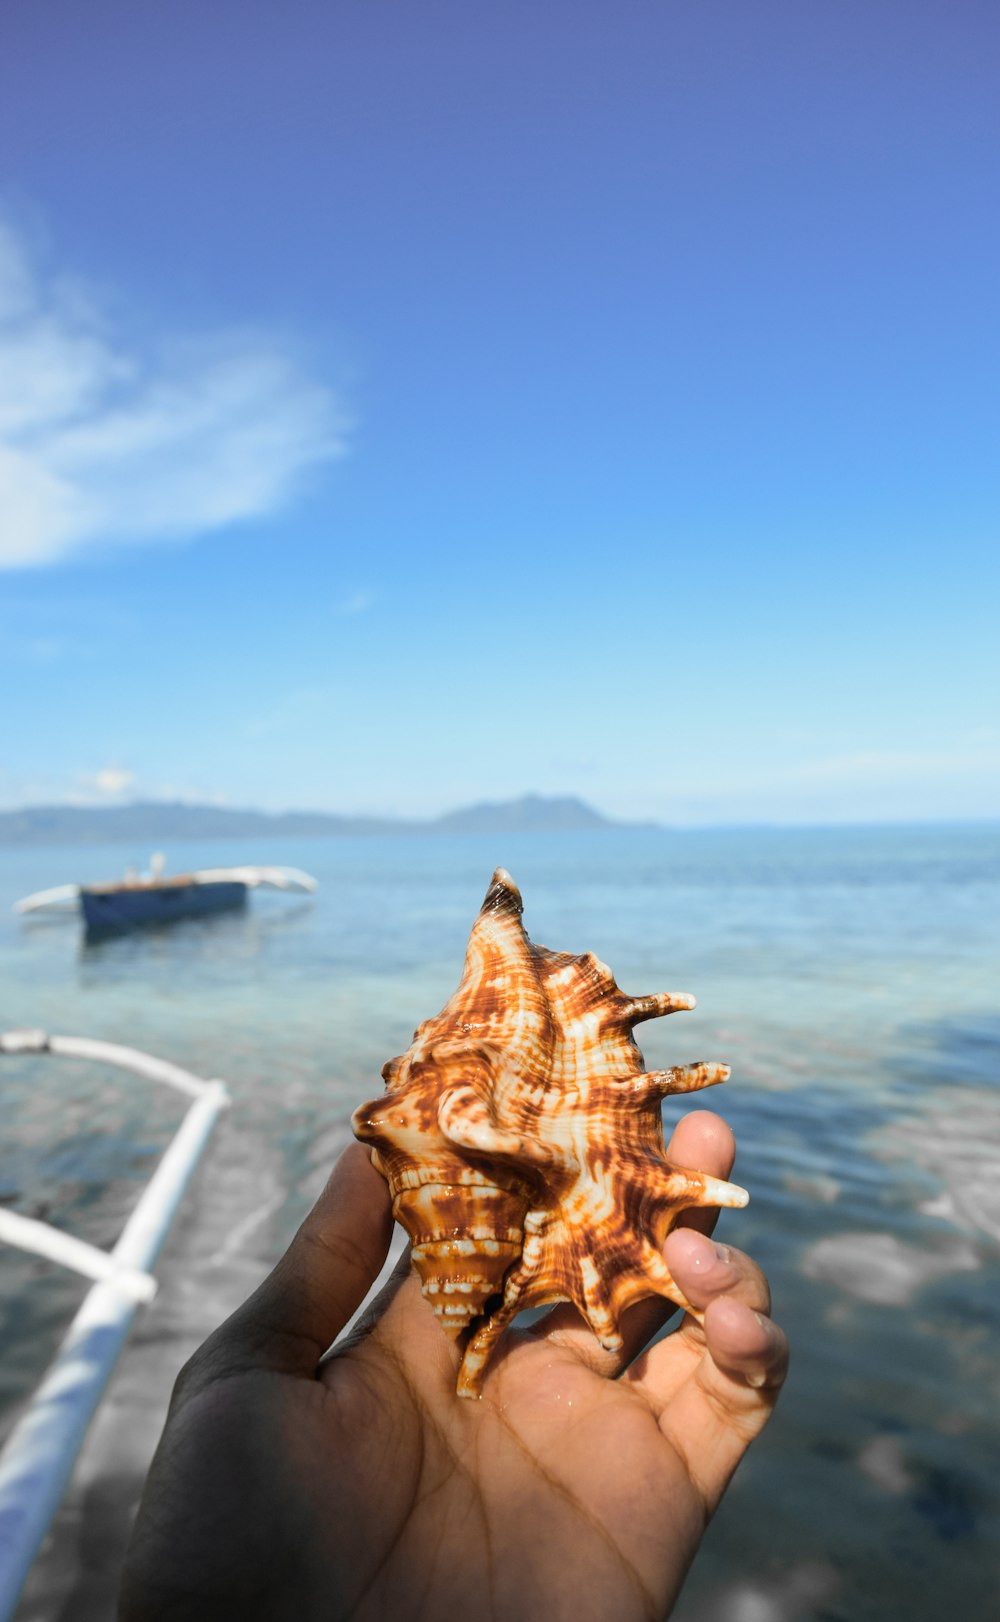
[525, 1109, 737, 1376]
[191, 1143, 394, 1383]
[657, 1298, 788, 1513]
[667, 1224, 772, 1320]
[669, 1107, 735, 1181]
[327, 1231, 420, 1350]
[631, 1230, 788, 1512]
[702, 1295, 788, 1392]
[625, 1225, 771, 1402]
[672, 1110, 739, 1239]
[328, 1240, 465, 1398]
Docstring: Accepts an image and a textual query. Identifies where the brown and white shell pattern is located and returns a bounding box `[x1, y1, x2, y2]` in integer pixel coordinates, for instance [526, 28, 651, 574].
[352, 867, 747, 1397]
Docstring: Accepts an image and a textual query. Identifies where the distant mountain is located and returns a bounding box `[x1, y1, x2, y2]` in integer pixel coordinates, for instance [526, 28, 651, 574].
[435, 794, 614, 833]
[0, 794, 639, 845]
[0, 802, 399, 845]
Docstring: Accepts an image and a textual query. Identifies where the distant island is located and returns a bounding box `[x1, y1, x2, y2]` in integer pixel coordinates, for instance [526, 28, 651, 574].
[0, 794, 651, 845]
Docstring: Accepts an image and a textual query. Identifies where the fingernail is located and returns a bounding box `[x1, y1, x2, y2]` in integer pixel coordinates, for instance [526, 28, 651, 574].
[746, 1369, 768, 1389]
[670, 1229, 727, 1273]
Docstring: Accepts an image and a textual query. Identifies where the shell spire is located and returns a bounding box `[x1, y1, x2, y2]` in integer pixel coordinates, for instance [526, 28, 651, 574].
[352, 868, 747, 1395]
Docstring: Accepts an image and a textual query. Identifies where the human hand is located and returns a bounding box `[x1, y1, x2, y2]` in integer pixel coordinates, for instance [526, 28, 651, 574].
[120, 1111, 787, 1621]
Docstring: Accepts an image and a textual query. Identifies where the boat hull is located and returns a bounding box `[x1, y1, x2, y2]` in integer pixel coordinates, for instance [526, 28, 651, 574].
[81, 881, 247, 937]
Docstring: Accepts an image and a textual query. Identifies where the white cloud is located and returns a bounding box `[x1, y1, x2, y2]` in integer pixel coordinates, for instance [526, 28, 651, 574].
[87, 765, 134, 798]
[0, 764, 235, 809]
[0, 218, 350, 568]
[0, 764, 133, 807]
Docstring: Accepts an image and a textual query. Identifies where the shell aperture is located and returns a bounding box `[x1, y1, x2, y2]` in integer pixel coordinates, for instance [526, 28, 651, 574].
[351, 868, 747, 1396]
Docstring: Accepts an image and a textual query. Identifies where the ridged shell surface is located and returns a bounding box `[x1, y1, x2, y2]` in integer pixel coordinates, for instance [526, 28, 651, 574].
[352, 868, 747, 1396]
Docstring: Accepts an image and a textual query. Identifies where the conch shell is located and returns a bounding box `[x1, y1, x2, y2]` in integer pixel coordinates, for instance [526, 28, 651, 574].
[352, 868, 747, 1396]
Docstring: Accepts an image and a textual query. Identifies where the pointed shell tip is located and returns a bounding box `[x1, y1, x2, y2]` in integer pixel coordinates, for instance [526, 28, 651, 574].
[481, 867, 523, 916]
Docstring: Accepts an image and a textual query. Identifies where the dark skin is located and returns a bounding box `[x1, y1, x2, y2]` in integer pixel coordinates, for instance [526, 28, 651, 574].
[120, 1110, 788, 1621]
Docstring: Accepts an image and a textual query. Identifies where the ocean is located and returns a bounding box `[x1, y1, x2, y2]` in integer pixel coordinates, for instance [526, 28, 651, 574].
[1, 824, 999, 1620]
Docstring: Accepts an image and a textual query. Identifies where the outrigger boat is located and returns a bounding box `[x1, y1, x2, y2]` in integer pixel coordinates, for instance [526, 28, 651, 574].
[0, 1029, 232, 1620]
[14, 856, 318, 937]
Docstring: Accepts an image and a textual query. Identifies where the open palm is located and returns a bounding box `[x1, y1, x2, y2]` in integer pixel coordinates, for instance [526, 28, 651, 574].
[121, 1113, 787, 1621]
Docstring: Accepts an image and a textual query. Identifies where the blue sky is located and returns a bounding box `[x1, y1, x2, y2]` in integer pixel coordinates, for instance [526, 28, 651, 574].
[1, 1, 997, 823]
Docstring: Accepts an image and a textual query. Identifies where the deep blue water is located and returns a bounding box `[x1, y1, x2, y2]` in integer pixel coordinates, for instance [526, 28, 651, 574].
[1, 824, 999, 1620]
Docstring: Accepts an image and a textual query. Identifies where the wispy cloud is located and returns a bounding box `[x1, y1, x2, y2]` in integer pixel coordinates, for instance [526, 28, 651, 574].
[0, 763, 232, 810]
[78, 764, 135, 799]
[658, 736, 1000, 824]
[767, 740, 1000, 787]
[0, 217, 350, 568]
[334, 587, 375, 616]
[0, 763, 136, 808]
[148, 781, 231, 807]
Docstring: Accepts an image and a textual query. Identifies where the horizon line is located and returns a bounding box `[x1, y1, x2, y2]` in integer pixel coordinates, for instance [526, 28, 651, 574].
[0, 795, 997, 836]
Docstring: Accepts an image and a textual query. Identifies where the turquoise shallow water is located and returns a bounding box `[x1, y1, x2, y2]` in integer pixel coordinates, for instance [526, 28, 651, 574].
[2, 825, 999, 1620]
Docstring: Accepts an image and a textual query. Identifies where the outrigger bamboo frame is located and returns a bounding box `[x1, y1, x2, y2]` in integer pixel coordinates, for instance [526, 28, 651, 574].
[0, 1030, 231, 1620]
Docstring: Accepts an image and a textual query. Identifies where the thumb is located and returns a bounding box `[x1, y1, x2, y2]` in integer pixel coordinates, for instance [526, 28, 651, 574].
[193, 1142, 394, 1382]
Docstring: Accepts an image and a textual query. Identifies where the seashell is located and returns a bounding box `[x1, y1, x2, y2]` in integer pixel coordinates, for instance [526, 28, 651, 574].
[352, 867, 747, 1397]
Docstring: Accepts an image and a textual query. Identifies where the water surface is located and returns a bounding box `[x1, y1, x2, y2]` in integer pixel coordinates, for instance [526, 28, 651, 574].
[1, 825, 998, 1619]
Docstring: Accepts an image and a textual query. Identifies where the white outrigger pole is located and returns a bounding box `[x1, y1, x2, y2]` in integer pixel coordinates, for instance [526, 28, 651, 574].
[0, 1031, 231, 1621]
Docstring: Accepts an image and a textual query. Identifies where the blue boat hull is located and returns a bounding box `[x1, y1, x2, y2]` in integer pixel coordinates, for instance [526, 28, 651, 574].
[81, 881, 247, 937]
